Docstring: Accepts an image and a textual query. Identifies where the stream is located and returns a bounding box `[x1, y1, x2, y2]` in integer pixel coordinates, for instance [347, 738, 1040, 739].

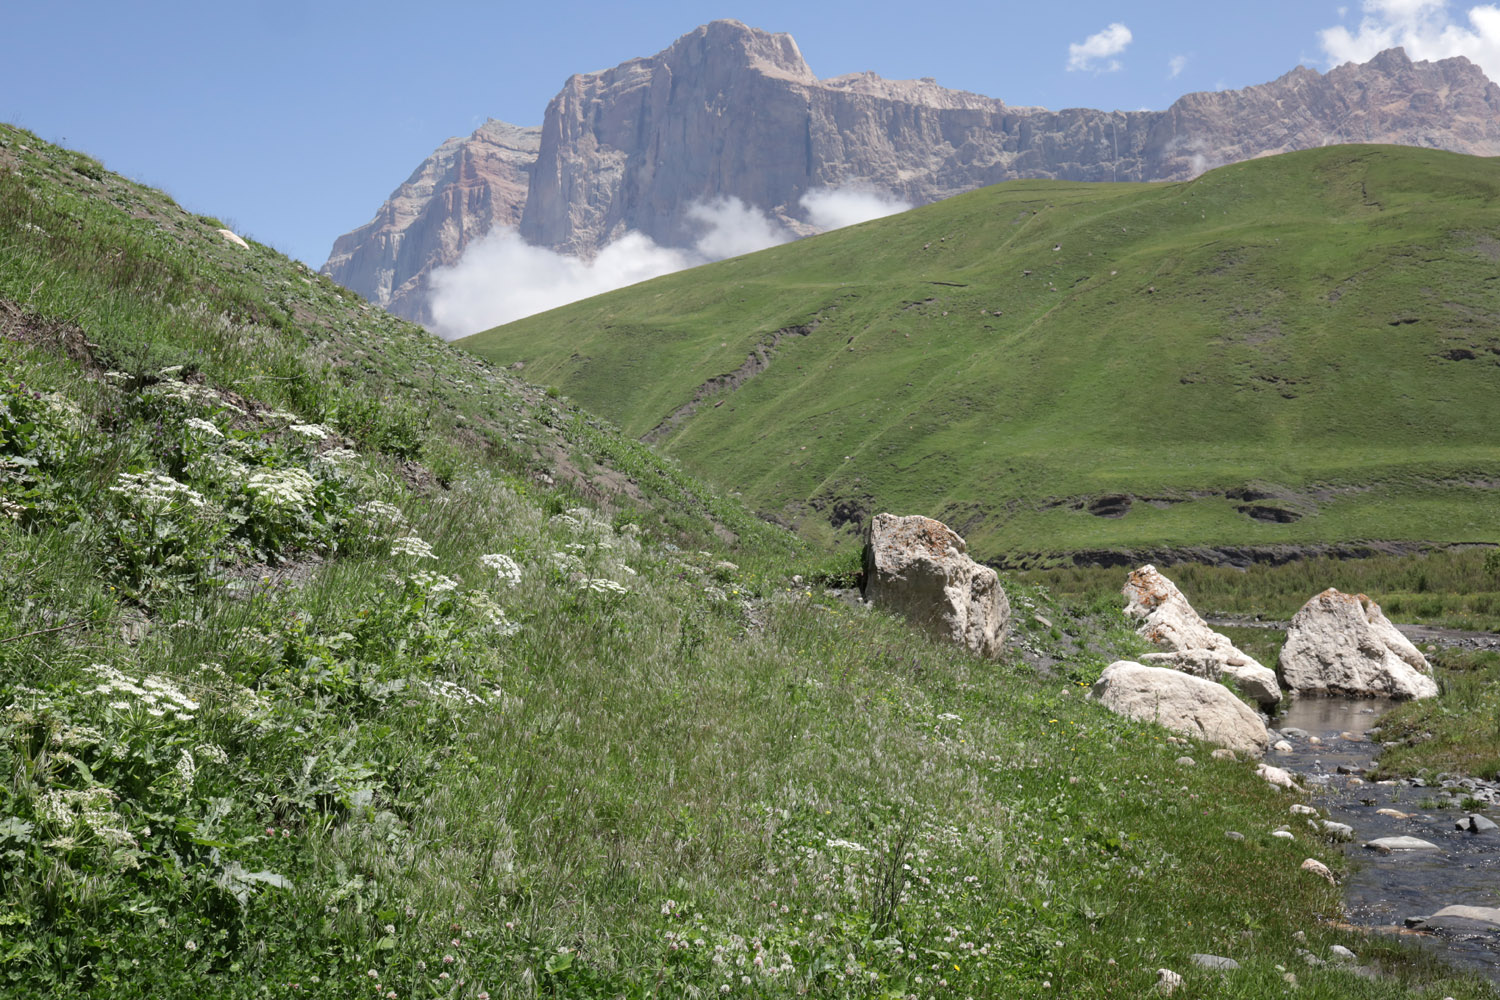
[1269, 694, 1500, 983]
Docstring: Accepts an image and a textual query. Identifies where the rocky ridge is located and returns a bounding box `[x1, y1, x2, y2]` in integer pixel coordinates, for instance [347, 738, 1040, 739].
[324, 21, 1500, 325]
[322, 120, 540, 325]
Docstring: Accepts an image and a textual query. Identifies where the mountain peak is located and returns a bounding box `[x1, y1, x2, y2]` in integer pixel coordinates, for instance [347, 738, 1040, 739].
[663, 19, 815, 83]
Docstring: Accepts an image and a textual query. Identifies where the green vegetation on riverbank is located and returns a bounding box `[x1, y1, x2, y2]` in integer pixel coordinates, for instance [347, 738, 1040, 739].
[1022, 546, 1500, 631]
[1373, 650, 1500, 781]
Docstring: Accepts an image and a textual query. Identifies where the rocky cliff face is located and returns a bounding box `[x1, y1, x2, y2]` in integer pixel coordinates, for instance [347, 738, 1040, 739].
[324, 20, 1500, 323]
[322, 120, 539, 325]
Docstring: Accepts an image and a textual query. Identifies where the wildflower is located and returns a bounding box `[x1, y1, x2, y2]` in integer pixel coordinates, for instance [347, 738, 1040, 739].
[184, 417, 222, 438]
[359, 500, 406, 524]
[580, 578, 628, 596]
[443, 954, 455, 964]
[367, 970, 379, 979]
[438, 972, 450, 981]
[384, 924, 395, 935]
[316, 447, 361, 467]
[185, 940, 198, 952]
[479, 553, 522, 587]
[825, 838, 868, 853]
[176, 749, 196, 785]
[390, 535, 437, 559]
[109, 472, 205, 513]
[408, 571, 459, 593]
[246, 468, 318, 507]
[289, 423, 330, 439]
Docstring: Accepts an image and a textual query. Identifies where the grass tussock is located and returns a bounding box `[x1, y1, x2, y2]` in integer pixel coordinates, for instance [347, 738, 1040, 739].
[0, 123, 1495, 999]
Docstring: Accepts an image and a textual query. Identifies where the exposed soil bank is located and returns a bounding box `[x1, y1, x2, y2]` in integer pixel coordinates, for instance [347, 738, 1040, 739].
[996, 540, 1496, 571]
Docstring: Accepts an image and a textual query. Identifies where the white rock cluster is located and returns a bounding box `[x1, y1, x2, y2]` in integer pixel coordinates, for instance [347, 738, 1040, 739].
[1123, 565, 1281, 706]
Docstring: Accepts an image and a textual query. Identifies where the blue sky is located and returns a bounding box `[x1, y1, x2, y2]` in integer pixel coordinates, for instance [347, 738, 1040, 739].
[5, 1, 1498, 267]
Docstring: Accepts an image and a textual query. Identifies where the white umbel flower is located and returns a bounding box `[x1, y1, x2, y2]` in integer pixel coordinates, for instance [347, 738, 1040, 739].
[390, 535, 437, 559]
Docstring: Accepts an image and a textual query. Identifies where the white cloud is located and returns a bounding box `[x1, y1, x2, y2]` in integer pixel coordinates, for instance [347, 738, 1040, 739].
[685, 197, 791, 259]
[1168, 54, 1188, 78]
[1067, 23, 1133, 73]
[1319, 0, 1500, 80]
[799, 186, 913, 230]
[426, 186, 921, 339]
[426, 196, 792, 339]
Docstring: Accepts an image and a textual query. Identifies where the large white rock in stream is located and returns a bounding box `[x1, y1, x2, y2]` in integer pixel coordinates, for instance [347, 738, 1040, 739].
[1123, 565, 1282, 706]
[1278, 589, 1439, 699]
[861, 513, 1009, 657]
[1089, 661, 1270, 755]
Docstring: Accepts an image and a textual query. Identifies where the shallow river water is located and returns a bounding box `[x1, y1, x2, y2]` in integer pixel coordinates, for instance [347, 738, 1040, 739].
[1270, 697, 1500, 982]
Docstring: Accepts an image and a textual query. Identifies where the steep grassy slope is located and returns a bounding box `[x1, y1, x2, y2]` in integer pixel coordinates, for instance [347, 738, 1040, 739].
[463, 145, 1500, 560]
[3, 124, 1497, 999]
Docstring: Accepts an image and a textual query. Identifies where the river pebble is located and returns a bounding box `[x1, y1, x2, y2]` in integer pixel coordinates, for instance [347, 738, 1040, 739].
[1364, 835, 1440, 851]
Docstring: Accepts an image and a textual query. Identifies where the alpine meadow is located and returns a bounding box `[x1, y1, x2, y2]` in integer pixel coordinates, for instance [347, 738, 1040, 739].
[2, 115, 1499, 1000]
[462, 145, 1500, 562]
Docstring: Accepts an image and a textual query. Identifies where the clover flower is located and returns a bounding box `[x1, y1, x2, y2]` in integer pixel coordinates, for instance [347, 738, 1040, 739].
[479, 553, 522, 587]
[390, 535, 437, 559]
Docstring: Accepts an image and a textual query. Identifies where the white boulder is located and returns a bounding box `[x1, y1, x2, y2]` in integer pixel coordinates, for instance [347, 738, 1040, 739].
[1089, 661, 1270, 755]
[861, 513, 1009, 657]
[1123, 565, 1282, 706]
[1426, 905, 1500, 929]
[1278, 589, 1438, 699]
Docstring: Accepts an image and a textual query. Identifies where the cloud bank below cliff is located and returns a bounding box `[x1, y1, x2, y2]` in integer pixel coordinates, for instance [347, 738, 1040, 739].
[427, 187, 910, 339]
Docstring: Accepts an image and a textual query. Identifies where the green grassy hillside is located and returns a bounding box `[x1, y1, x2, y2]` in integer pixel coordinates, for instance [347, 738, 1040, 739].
[463, 145, 1500, 560]
[3, 124, 1496, 998]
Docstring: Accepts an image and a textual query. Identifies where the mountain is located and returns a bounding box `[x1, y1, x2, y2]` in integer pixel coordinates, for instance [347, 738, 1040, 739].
[322, 119, 539, 325]
[324, 20, 1500, 325]
[459, 145, 1500, 563]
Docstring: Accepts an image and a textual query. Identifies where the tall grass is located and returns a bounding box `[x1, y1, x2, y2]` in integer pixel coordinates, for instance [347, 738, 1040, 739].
[0, 124, 1494, 999]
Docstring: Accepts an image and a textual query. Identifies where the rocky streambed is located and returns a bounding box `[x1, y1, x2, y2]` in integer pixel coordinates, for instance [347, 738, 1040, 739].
[1269, 696, 1500, 982]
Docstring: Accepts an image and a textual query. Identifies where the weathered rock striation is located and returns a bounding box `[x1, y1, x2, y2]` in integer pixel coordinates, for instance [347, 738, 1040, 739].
[324, 20, 1500, 325]
[322, 120, 540, 325]
[1123, 565, 1282, 706]
[861, 512, 1009, 657]
[1089, 660, 1270, 755]
[1279, 589, 1439, 699]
